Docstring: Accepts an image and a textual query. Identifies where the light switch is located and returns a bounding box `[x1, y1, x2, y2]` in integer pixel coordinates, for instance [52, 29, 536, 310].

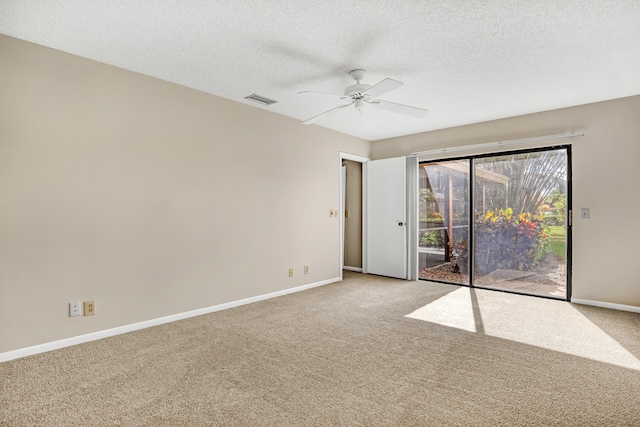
[580, 208, 590, 220]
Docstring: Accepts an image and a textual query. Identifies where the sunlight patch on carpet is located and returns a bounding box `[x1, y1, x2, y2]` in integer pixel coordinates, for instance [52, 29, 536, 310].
[406, 287, 640, 371]
[406, 288, 477, 332]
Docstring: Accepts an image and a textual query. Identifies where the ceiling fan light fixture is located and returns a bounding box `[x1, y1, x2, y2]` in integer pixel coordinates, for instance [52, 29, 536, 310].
[244, 93, 278, 106]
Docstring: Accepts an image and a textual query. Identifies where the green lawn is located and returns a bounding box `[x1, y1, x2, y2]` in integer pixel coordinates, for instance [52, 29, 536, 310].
[547, 225, 567, 260]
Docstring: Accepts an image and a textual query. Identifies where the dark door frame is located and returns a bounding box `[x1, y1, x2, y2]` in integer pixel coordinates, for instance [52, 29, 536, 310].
[418, 144, 572, 301]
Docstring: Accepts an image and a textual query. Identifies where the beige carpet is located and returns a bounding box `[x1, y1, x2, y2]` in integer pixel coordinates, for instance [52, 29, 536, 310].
[2, 271, 640, 426]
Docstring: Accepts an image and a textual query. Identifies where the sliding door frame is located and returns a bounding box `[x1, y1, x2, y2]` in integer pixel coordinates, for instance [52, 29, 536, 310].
[419, 144, 572, 301]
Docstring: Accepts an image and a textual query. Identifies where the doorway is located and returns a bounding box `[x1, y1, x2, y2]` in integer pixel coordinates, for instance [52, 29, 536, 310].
[418, 146, 571, 300]
[342, 159, 363, 272]
[339, 153, 369, 278]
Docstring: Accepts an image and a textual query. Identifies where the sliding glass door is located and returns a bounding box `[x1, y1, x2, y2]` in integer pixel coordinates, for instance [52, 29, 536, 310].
[419, 147, 570, 300]
[419, 161, 470, 285]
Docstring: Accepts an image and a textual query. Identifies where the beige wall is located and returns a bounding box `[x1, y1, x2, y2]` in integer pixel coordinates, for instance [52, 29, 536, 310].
[0, 36, 370, 353]
[3, 34, 638, 355]
[372, 95, 640, 308]
[343, 160, 362, 268]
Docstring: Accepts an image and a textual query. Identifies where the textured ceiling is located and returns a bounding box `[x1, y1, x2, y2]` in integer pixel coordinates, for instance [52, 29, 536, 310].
[2, 1, 640, 141]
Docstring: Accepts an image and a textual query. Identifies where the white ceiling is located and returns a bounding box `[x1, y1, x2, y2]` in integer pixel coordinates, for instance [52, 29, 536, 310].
[2, 1, 640, 141]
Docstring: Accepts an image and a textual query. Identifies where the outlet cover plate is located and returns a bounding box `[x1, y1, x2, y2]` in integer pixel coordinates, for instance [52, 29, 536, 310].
[84, 300, 96, 316]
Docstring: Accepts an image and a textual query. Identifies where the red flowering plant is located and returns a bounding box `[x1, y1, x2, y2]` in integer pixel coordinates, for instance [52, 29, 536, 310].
[474, 208, 549, 274]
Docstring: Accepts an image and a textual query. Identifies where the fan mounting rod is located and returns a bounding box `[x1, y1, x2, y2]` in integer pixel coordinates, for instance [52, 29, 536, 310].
[345, 69, 371, 98]
[349, 69, 367, 83]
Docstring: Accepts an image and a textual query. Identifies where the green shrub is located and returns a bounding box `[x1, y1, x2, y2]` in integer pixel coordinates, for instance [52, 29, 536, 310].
[543, 214, 563, 226]
[420, 230, 445, 247]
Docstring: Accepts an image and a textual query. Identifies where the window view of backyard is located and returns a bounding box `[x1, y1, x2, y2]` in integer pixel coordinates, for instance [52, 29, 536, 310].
[418, 161, 470, 285]
[419, 148, 568, 299]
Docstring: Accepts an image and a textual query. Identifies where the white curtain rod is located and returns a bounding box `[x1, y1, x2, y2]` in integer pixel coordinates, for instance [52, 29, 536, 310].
[410, 132, 584, 158]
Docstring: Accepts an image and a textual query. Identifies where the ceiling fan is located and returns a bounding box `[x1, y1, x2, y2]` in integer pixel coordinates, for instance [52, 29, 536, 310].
[298, 69, 428, 125]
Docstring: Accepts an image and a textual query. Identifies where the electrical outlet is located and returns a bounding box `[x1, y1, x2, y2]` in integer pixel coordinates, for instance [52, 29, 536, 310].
[84, 300, 96, 316]
[69, 302, 81, 317]
[289, 268, 294, 277]
[304, 265, 309, 274]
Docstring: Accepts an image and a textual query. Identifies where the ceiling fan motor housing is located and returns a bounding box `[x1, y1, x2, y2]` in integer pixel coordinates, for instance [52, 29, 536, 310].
[344, 83, 371, 98]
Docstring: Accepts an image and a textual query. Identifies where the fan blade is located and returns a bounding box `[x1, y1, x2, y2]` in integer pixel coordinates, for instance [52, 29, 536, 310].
[302, 103, 352, 125]
[298, 91, 346, 100]
[363, 78, 403, 98]
[369, 100, 428, 118]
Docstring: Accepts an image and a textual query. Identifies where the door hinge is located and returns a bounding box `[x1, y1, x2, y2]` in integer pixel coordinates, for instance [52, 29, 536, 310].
[568, 210, 572, 226]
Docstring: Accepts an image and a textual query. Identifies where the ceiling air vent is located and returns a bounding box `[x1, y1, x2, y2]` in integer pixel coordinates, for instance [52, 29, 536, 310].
[244, 93, 278, 106]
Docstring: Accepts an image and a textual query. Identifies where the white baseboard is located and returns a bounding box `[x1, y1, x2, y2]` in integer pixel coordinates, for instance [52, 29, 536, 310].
[343, 266, 363, 272]
[0, 277, 341, 363]
[571, 298, 640, 314]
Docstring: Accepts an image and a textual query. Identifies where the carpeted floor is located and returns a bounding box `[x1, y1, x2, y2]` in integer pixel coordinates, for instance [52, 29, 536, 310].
[2, 271, 640, 426]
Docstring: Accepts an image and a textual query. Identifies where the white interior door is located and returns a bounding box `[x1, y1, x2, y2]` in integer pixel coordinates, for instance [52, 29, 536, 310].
[366, 157, 407, 279]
